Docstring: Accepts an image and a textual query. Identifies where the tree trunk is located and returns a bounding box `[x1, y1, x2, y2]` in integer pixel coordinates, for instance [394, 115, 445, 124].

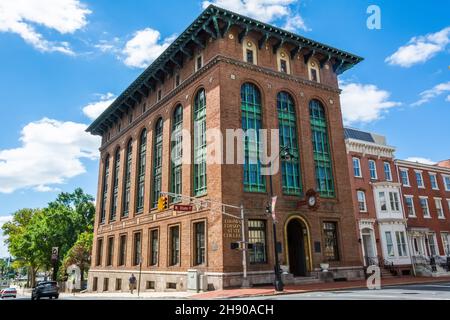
[30, 267, 37, 288]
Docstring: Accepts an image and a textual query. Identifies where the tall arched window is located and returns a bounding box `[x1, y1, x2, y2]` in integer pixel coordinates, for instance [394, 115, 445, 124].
[152, 119, 163, 207]
[136, 129, 147, 213]
[100, 155, 110, 224]
[171, 105, 183, 202]
[241, 83, 266, 192]
[122, 140, 133, 218]
[110, 148, 120, 221]
[309, 100, 335, 197]
[277, 92, 302, 195]
[194, 89, 207, 196]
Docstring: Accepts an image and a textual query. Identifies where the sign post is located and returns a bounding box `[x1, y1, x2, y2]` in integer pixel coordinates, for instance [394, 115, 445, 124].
[51, 247, 59, 281]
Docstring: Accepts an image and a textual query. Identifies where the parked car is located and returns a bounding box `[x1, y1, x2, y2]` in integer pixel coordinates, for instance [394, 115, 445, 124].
[31, 281, 59, 300]
[0, 287, 17, 299]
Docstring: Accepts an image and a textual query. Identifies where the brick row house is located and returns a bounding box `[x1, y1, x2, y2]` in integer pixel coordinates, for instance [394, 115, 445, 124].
[86, 5, 365, 292]
[346, 128, 450, 277]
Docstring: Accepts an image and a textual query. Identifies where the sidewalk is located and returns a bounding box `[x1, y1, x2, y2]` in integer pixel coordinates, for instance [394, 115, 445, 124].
[192, 276, 450, 300]
[59, 290, 196, 300]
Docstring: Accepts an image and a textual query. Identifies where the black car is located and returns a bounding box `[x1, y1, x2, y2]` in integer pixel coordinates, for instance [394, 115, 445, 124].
[31, 281, 59, 300]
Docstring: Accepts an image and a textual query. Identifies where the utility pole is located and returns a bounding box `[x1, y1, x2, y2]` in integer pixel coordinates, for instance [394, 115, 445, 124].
[240, 203, 250, 288]
[137, 255, 142, 297]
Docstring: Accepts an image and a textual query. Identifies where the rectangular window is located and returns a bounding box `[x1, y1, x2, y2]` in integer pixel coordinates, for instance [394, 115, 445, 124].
[420, 197, 430, 218]
[128, 113, 133, 124]
[379, 191, 387, 211]
[400, 169, 410, 186]
[405, 196, 415, 217]
[194, 90, 207, 196]
[396, 232, 407, 257]
[194, 222, 206, 266]
[116, 279, 122, 291]
[175, 74, 180, 87]
[435, 199, 444, 218]
[169, 226, 180, 266]
[428, 234, 437, 256]
[157, 89, 162, 101]
[385, 232, 394, 257]
[248, 220, 267, 264]
[389, 192, 400, 212]
[430, 173, 438, 190]
[149, 229, 159, 266]
[416, 171, 424, 188]
[133, 232, 142, 266]
[444, 176, 450, 191]
[246, 49, 254, 64]
[441, 233, 450, 256]
[103, 278, 109, 292]
[353, 158, 361, 177]
[310, 68, 318, 82]
[357, 191, 367, 212]
[369, 160, 377, 180]
[118, 235, 127, 266]
[107, 237, 114, 266]
[384, 162, 392, 181]
[96, 238, 103, 267]
[92, 277, 98, 291]
[280, 59, 287, 73]
[196, 55, 203, 71]
[323, 222, 339, 261]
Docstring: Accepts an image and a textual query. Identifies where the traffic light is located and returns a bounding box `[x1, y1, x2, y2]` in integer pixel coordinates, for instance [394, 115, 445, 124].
[157, 196, 168, 211]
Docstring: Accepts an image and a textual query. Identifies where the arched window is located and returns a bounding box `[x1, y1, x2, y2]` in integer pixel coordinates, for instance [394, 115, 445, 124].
[277, 92, 302, 195]
[241, 83, 266, 192]
[309, 100, 334, 197]
[136, 129, 147, 213]
[110, 148, 120, 221]
[277, 49, 291, 74]
[194, 89, 207, 196]
[171, 105, 183, 202]
[152, 119, 164, 207]
[100, 155, 110, 224]
[243, 39, 257, 65]
[308, 59, 321, 83]
[122, 140, 133, 218]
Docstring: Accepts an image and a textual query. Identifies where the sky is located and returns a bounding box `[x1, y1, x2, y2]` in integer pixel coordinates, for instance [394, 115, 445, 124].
[0, 0, 449, 257]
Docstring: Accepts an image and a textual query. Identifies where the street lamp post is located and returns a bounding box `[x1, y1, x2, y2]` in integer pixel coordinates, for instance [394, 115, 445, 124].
[266, 147, 294, 293]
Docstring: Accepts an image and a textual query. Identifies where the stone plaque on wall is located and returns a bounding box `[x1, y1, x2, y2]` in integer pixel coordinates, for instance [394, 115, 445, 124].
[223, 218, 241, 240]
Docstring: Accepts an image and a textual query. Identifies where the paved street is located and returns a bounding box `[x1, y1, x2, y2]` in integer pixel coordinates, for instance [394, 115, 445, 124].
[235, 282, 450, 300]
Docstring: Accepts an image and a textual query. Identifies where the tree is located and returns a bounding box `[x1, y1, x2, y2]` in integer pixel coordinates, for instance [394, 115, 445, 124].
[62, 232, 93, 282]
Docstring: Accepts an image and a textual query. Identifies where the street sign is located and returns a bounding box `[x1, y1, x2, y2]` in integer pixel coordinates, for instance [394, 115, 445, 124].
[174, 205, 193, 212]
[51, 247, 59, 262]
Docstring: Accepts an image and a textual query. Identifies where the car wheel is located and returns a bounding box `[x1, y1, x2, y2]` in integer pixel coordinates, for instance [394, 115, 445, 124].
[55, 295, 59, 300]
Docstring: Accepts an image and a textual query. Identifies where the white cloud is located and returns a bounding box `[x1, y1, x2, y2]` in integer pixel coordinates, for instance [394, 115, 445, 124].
[0, 118, 100, 194]
[385, 27, 450, 67]
[404, 157, 436, 165]
[0, 215, 13, 258]
[412, 81, 450, 106]
[203, 0, 310, 32]
[0, 0, 91, 55]
[123, 28, 176, 69]
[82, 93, 116, 120]
[339, 81, 402, 125]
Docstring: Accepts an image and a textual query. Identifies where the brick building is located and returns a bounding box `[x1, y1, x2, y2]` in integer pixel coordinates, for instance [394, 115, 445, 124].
[86, 5, 364, 292]
[395, 159, 450, 275]
[345, 128, 412, 276]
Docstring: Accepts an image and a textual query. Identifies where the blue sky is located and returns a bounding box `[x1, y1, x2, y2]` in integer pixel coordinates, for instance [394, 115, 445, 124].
[0, 0, 449, 257]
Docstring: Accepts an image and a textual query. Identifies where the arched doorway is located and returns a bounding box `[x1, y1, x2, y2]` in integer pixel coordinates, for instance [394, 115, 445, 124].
[286, 218, 309, 277]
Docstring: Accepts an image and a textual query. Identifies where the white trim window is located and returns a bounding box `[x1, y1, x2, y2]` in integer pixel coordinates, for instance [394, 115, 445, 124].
[353, 157, 362, 177]
[195, 53, 203, 72]
[379, 191, 387, 212]
[243, 39, 257, 65]
[415, 171, 424, 188]
[419, 197, 431, 218]
[389, 192, 400, 212]
[441, 233, 450, 256]
[357, 190, 367, 212]
[384, 162, 392, 181]
[429, 173, 438, 190]
[369, 160, 377, 180]
[435, 198, 445, 219]
[444, 175, 450, 192]
[396, 231, 407, 257]
[428, 233, 438, 256]
[448, 199, 450, 213]
[400, 168, 410, 187]
[404, 195, 416, 217]
[385, 232, 395, 257]
[308, 59, 320, 83]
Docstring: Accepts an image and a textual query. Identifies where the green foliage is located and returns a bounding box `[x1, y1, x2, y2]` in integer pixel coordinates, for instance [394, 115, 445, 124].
[62, 232, 93, 281]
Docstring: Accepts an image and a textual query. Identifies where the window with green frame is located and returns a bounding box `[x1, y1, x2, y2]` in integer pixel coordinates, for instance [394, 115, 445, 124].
[152, 119, 163, 207]
[122, 140, 132, 218]
[110, 148, 120, 221]
[171, 105, 183, 203]
[241, 83, 266, 192]
[136, 129, 147, 213]
[277, 92, 302, 196]
[309, 100, 335, 198]
[194, 89, 207, 196]
[100, 155, 110, 224]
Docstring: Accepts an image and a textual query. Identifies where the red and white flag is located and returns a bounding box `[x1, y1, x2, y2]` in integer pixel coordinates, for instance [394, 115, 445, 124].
[271, 196, 278, 222]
